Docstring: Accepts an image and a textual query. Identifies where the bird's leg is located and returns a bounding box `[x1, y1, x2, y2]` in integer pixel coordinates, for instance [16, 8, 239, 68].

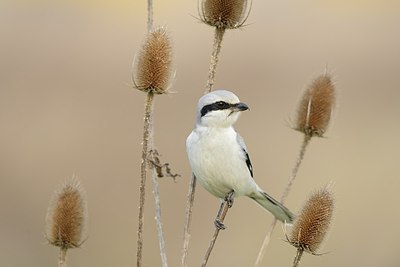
[214, 190, 235, 230]
[225, 190, 235, 208]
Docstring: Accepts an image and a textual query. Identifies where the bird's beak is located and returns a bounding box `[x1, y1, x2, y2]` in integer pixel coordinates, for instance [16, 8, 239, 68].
[230, 102, 249, 112]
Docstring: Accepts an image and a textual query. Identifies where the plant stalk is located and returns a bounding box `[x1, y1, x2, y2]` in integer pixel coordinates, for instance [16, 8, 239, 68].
[293, 248, 304, 267]
[147, 0, 153, 32]
[281, 134, 312, 202]
[205, 27, 226, 93]
[58, 248, 67, 267]
[181, 174, 197, 267]
[254, 134, 311, 266]
[150, 164, 168, 267]
[201, 192, 233, 267]
[137, 92, 155, 267]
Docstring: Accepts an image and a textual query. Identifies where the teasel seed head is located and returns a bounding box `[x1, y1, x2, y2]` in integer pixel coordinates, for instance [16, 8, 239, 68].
[133, 27, 173, 94]
[289, 187, 334, 255]
[295, 74, 336, 137]
[200, 0, 250, 29]
[46, 178, 88, 250]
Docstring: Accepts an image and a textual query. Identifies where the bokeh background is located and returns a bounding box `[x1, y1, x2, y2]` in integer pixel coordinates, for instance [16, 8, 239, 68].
[1, 0, 400, 266]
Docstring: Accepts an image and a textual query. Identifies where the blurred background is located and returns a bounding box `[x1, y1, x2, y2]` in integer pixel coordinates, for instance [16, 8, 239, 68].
[1, 0, 400, 266]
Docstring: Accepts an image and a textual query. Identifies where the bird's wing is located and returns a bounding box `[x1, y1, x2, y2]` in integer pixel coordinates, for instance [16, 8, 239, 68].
[236, 133, 253, 178]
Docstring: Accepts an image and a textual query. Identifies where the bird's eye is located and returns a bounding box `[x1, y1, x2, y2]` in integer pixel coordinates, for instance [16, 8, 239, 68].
[216, 101, 226, 107]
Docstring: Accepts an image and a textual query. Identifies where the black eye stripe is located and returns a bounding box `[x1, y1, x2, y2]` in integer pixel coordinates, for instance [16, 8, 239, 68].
[200, 101, 232, 117]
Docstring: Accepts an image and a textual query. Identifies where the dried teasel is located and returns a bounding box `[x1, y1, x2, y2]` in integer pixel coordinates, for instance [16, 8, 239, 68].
[133, 27, 173, 94]
[46, 178, 88, 250]
[295, 74, 336, 137]
[200, 0, 250, 29]
[288, 187, 334, 259]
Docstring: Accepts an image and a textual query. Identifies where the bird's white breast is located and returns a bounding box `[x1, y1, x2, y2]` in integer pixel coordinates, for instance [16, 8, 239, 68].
[186, 126, 256, 199]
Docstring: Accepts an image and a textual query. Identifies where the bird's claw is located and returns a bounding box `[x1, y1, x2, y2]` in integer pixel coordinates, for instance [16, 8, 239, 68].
[214, 219, 227, 230]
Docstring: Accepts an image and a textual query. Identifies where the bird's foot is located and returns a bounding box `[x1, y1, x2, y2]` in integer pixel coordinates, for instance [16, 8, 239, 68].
[214, 219, 227, 230]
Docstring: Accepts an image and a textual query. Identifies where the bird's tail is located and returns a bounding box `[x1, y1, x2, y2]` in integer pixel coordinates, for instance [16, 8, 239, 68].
[251, 190, 295, 223]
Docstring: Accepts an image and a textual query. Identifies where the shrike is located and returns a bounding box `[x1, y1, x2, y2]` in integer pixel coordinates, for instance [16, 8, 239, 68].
[186, 90, 294, 223]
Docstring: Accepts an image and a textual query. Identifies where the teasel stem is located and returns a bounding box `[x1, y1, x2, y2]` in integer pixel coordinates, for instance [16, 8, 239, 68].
[255, 134, 311, 267]
[147, 0, 153, 32]
[205, 27, 226, 93]
[137, 92, 154, 267]
[149, 129, 168, 267]
[58, 247, 67, 267]
[293, 248, 304, 267]
[282, 134, 311, 202]
[181, 174, 197, 267]
[201, 193, 232, 267]
[150, 168, 168, 267]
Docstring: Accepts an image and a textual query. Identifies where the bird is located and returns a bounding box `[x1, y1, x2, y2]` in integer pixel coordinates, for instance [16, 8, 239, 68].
[186, 90, 295, 224]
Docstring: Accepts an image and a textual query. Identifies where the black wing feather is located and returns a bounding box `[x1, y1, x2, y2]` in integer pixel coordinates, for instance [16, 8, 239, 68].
[236, 132, 254, 178]
[243, 149, 253, 178]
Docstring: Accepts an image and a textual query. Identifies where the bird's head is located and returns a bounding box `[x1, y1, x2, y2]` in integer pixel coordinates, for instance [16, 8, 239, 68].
[196, 90, 249, 127]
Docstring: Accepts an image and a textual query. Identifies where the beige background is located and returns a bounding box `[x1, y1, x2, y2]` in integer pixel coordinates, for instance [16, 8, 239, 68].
[1, 0, 400, 266]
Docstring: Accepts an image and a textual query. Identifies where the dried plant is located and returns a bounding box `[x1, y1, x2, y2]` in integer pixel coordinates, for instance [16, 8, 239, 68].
[133, 27, 173, 95]
[200, 0, 249, 29]
[181, 174, 197, 267]
[199, 0, 250, 93]
[133, 26, 173, 267]
[288, 187, 334, 266]
[255, 73, 336, 266]
[295, 74, 336, 137]
[45, 178, 88, 267]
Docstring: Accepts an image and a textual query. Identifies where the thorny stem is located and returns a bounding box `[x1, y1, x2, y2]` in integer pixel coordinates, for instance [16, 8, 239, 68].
[254, 134, 312, 267]
[137, 92, 154, 267]
[58, 247, 67, 267]
[281, 134, 311, 202]
[150, 155, 169, 267]
[254, 217, 276, 267]
[201, 191, 233, 267]
[147, 0, 153, 32]
[181, 174, 197, 267]
[205, 27, 226, 93]
[293, 248, 304, 267]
